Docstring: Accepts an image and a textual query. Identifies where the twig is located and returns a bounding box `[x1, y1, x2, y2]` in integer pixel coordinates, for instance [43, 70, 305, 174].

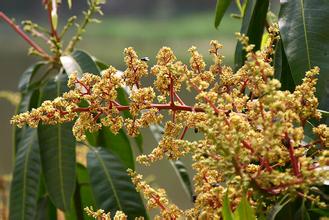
[45, 0, 60, 41]
[0, 11, 51, 60]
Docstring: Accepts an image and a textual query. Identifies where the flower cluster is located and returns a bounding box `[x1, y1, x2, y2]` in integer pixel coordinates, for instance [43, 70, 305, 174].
[128, 169, 182, 219]
[84, 206, 135, 220]
[11, 24, 329, 218]
[123, 47, 148, 88]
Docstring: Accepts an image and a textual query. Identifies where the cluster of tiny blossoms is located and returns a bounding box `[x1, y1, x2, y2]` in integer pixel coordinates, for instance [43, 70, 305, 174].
[11, 25, 329, 218]
[84, 206, 142, 220]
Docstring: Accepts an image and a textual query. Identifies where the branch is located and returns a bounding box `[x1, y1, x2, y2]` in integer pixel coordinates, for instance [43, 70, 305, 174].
[283, 133, 301, 177]
[0, 11, 51, 59]
[46, 0, 60, 41]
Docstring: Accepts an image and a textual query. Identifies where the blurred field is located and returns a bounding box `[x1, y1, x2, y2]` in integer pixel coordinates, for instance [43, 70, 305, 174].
[80, 13, 241, 67]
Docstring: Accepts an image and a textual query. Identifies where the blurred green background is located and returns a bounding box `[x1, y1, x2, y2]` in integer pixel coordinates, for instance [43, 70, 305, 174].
[0, 0, 242, 211]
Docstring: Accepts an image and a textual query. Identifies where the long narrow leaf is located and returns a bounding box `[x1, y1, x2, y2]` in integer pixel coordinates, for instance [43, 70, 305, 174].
[273, 39, 295, 92]
[77, 164, 96, 219]
[9, 128, 41, 220]
[234, 0, 269, 70]
[222, 193, 234, 220]
[14, 91, 35, 152]
[87, 147, 148, 218]
[15, 62, 44, 152]
[214, 0, 231, 28]
[38, 73, 76, 211]
[35, 196, 57, 220]
[97, 127, 135, 169]
[18, 62, 45, 92]
[234, 194, 256, 220]
[60, 50, 100, 77]
[279, 0, 329, 112]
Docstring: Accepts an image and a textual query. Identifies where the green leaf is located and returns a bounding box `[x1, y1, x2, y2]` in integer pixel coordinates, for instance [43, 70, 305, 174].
[87, 147, 147, 218]
[234, 0, 269, 70]
[274, 39, 295, 92]
[36, 196, 57, 220]
[9, 128, 41, 220]
[279, 0, 329, 112]
[272, 197, 306, 220]
[222, 193, 234, 220]
[97, 126, 135, 170]
[294, 199, 311, 220]
[234, 194, 256, 220]
[309, 208, 329, 217]
[37, 175, 58, 220]
[60, 50, 100, 77]
[86, 131, 99, 147]
[38, 73, 76, 211]
[14, 62, 44, 153]
[64, 194, 78, 220]
[18, 62, 45, 92]
[14, 89, 39, 152]
[214, 0, 231, 28]
[149, 124, 194, 200]
[77, 164, 96, 219]
[94, 59, 108, 70]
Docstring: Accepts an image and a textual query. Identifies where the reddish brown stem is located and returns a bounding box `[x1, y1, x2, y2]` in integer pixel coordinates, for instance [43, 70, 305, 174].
[170, 77, 175, 106]
[127, 104, 202, 112]
[68, 104, 204, 115]
[189, 81, 220, 114]
[169, 75, 176, 123]
[151, 194, 166, 210]
[93, 112, 103, 122]
[76, 79, 91, 94]
[241, 140, 272, 173]
[284, 133, 301, 177]
[259, 102, 265, 121]
[263, 158, 272, 172]
[73, 107, 91, 113]
[174, 92, 185, 105]
[46, 1, 60, 41]
[241, 140, 254, 153]
[150, 194, 176, 220]
[240, 79, 248, 94]
[0, 11, 50, 59]
[172, 110, 176, 122]
[180, 126, 188, 140]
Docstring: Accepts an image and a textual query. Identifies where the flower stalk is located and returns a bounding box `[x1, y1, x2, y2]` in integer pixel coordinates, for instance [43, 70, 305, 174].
[0, 11, 50, 59]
